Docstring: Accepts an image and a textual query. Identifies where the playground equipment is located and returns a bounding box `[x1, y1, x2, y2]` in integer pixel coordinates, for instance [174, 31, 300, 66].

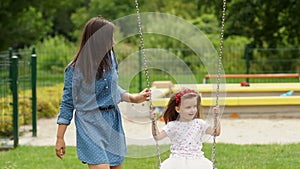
[203, 73, 300, 84]
[151, 81, 300, 118]
[135, 0, 227, 168]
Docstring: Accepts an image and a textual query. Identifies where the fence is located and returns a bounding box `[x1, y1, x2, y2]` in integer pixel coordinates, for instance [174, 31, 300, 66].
[13, 47, 300, 92]
[117, 47, 300, 88]
[0, 48, 36, 149]
[33, 47, 300, 88]
[0, 46, 299, 148]
[0, 50, 13, 148]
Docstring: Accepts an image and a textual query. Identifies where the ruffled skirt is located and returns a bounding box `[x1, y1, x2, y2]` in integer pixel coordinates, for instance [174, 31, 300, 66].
[161, 157, 213, 169]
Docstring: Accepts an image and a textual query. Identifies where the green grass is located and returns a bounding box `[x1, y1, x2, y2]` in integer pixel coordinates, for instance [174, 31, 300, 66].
[1, 143, 300, 169]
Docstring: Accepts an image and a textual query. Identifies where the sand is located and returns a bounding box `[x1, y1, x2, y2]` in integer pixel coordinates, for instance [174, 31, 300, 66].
[19, 108, 300, 146]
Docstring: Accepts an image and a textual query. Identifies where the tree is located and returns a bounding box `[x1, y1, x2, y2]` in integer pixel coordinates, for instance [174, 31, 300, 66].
[225, 0, 300, 48]
[224, 0, 300, 73]
[0, 1, 48, 50]
[70, 0, 138, 42]
[0, 0, 83, 51]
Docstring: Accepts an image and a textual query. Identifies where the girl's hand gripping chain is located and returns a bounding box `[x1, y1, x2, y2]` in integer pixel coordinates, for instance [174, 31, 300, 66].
[150, 108, 167, 140]
[210, 106, 221, 136]
[205, 106, 221, 136]
[150, 108, 157, 121]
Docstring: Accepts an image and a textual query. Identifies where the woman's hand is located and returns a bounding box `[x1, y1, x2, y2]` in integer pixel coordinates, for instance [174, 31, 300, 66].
[131, 88, 151, 103]
[121, 88, 151, 103]
[139, 88, 151, 101]
[55, 138, 66, 159]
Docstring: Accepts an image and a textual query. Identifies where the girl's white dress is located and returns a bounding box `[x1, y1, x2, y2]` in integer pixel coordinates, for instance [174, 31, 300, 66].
[161, 119, 213, 169]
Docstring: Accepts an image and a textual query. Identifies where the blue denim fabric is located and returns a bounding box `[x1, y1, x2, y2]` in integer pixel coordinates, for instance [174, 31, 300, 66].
[57, 51, 127, 165]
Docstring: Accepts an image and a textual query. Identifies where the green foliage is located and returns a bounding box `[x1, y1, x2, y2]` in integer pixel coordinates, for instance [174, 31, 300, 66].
[0, 84, 63, 136]
[191, 14, 221, 48]
[0, 1, 50, 50]
[222, 36, 250, 74]
[1, 0, 299, 51]
[36, 84, 63, 118]
[0, 108, 13, 137]
[0, 0, 84, 50]
[70, 0, 137, 41]
[18, 99, 32, 125]
[1, 0, 299, 70]
[15, 7, 52, 47]
[35, 35, 75, 74]
[1, 144, 300, 169]
[226, 0, 300, 48]
[0, 146, 83, 169]
[138, 0, 215, 19]
[215, 143, 300, 169]
[51, 0, 84, 40]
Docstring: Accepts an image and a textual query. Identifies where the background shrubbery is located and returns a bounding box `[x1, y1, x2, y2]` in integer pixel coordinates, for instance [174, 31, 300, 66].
[36, 84, 63, 118]
[0, 0, 299, 137]
[0, 84, 63, 136]
[35, 36, 76, 74]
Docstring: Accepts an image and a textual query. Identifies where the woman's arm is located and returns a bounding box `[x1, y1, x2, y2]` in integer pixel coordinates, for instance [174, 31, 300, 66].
[55, 67, 75, 159]
[55, 124, 68, 159]
[121, 88, 151, 103]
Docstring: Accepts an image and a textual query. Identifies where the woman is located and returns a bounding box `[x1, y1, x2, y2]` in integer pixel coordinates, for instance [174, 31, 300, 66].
[55, 16, 151, 169]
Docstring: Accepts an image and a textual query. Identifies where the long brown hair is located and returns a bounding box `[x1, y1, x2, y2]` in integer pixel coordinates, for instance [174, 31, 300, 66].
[68, 16, 115, 83]
[163, 89, 201, 124]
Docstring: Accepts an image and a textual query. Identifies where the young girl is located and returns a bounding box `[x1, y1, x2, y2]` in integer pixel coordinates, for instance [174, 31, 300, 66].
[151, 88, 221, 169]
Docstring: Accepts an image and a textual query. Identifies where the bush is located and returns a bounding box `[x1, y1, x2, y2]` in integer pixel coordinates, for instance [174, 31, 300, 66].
[37, 84, 63, 118]
[35, 35, 75, 74]
[0, 84, 63, 136]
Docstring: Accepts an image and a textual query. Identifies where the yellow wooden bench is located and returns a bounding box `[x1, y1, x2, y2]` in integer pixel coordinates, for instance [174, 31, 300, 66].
[150, 81, 300, 118]
[172, 83, 300, 97]
[152, 96, 300, 107]
[152, 96, 300, 118]
[151, 81, 300, 95]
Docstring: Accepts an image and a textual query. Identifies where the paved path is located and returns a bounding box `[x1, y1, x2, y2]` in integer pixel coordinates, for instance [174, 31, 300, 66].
[19, 102, 300, 146]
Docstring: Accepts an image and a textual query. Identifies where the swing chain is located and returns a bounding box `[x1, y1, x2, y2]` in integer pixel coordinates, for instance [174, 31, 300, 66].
[135, 0, 162, 168]
[212, 0, 227, 168]
[135, 0, 226, 168]
[135, 0, 150, 89]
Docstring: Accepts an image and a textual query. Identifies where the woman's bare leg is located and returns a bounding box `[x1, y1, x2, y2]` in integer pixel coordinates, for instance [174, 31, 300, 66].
[88, 163, 109, 169]
[110, 164, 122, 169]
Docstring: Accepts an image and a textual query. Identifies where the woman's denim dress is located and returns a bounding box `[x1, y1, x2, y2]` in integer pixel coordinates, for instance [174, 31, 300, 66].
[57, 51, 127, 165]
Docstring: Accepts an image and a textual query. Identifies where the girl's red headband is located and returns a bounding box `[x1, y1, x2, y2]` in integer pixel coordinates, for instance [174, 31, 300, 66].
[175, 89, 196, 104]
